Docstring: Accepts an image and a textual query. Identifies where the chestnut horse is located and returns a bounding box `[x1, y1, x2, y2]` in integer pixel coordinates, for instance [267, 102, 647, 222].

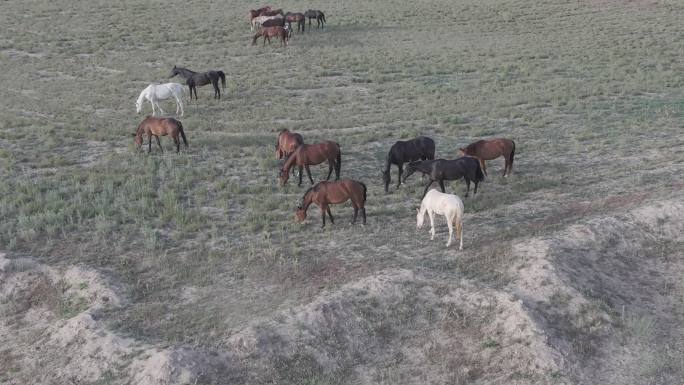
[285, 12, 306, 33]
[133, 116, 188, 153]
[253, 25, 290, 46]
[458, 138, 515, 177]
[275, 129, 304, 159]
[279, 141, 341, 186]
[296, 179, 367, 227]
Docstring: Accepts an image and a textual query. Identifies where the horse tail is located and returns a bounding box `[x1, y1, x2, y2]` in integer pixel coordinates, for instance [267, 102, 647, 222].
[474, 159, 485, 182]
[218, 71, 226, 89]
[360, 181, 367, 205]
[178, 121, 188, 147]
[334, 143, 342, 177]
[509, 140, 516, 167]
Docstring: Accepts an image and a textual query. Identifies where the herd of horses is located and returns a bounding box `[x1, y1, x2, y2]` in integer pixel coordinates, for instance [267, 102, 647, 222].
[248, 5, 327, 46]
[273, 129, 516, 249]
[130, 5, 518, 250]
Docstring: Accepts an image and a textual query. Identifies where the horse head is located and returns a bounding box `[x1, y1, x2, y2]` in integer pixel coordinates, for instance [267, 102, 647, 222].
[457, 147, 467, 156]
[169, 66, 179, 78]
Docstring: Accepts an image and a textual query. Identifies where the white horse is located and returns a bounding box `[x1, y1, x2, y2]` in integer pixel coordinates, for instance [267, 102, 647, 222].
[135, 83, 186, 116]
[416, 189, 465, 249]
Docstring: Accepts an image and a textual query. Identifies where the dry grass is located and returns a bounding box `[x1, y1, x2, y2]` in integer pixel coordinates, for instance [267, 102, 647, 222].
[1, 0, 684, 383]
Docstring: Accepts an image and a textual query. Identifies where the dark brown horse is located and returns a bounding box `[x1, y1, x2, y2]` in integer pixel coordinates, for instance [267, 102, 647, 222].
[262, 8, 283, 16]
[285, 12, 306, 33]
[296, 179, 367, 227]
[382, 136, 435, 193]
[169, 66, 226, 100]
[275, 129, 304, 159]
[458, 138, 515, 177]
[403, 157, 484, 199]
[133, 116, 188, 153]
[279, 141, 341, 186]
[304, 10, 326, 29]
[253, 26, 290, 46]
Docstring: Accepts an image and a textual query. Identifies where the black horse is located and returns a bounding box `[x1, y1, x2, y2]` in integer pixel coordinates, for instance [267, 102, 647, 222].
[169, 66, 226, 100]
[403, 157, 484, 199]
[304, 10, 326, 29]
[382, 136, 435, 193]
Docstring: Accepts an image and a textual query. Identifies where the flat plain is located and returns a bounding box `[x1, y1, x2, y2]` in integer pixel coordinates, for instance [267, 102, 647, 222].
[1, 0, 683, 384]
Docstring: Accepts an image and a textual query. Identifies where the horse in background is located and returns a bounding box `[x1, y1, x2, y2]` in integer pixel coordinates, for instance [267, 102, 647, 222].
[279, 141, 341, 186]
[459, 138, 515, 177]
[252, 25, 290, 46]
[251, 15, 284, 30]
[417, 189, 464, 249]
[296, 179, 367, 227]
[133, 116, 188, 153]
[382, 136, 435, 193]
[169, 66, 226, 100]
[136, 83, 186, 116]
[304, 10, 326, 28]
[285, 12, 306, 33]
[403, 157, 484, 199]
[275, 129, 304, 159]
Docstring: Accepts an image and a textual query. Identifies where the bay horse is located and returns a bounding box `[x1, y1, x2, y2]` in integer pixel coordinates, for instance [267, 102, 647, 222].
[382, 136, 435, 193]
[262, 9, 284, 16]
[252, 25, 290, 46]
[403, 157, 484, 199]
[304, 10, 326, 29]
[458, 138, 515, 177]
[275, 129, 304, 159]
[285, 12, 306, 33]
[169, 66, 226, 100]
[417, 189, 464, 249]
[279, 141, 341, 186]
[136, 83, 186, 117]
[296, 179, 367, 228]
[133, 116, 188, 153]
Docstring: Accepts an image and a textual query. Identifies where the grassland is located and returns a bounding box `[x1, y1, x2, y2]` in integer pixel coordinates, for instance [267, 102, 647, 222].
[1, 0, 683, 384]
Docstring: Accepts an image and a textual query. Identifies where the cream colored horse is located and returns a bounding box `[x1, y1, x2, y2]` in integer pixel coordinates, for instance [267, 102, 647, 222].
[416, 189, 464, 249]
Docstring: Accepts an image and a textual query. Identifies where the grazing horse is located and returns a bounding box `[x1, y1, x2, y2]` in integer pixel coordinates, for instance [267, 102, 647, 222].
[136, 83, 186, 117]
[304, 10, 326, 28]
[133, 116, 188, 153]
[248, 6, 273, 29]
[169, 66, 226, 100]
[275, 129, 304, 159]
[279, 141, 341, 186]
[253, 25, 290, 46]
[458, 138, 516, 177]
[296, 179, 367, 227]
[417, 189, 464, 249]
[403, 157, 484, 199]
[382, 136, 435, 193]
[285, 12, 306, 33]
[262, 8, 284, 16]
[251, 15, 284, 30]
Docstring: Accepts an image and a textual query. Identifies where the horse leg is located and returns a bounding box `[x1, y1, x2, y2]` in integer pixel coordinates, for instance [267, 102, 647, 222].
[305, 165, 314, 185]
[464, 178, 471, 197]
[446, 216, 454, 247]
[428, 210, 436, 240]
[155, 136, 163, 153]
[320, 204, 327, 228]
[361, 207, 366, 225]
[147, 134, 152, 153]
[457, 219, 463, 250]
[174, 136, 180, 153]
[438, 179, 445, 193]
[396, 164, 403, 189]
[298, 166, 304, 186]
[352, 207, 358, 224]
[480, 159, 487, 176]
[474, 180, 479, 195]
[326, 207, 334, 224]
[422, 180, 434, 199]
